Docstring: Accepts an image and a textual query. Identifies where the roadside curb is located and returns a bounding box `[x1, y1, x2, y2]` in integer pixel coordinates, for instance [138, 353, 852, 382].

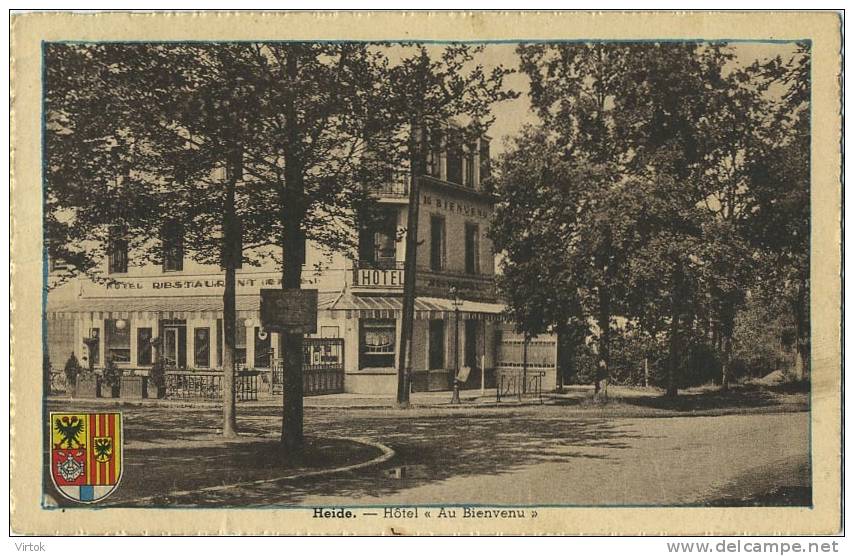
[111, 436, 396, 506]
[46, 395, 543, 410]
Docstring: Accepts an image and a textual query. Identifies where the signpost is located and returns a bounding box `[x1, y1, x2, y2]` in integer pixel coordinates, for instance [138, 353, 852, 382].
[260, 289, 318, 334]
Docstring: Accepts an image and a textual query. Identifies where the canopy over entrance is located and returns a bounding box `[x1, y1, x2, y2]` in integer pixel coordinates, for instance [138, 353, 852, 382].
[327, 292, 506, 321]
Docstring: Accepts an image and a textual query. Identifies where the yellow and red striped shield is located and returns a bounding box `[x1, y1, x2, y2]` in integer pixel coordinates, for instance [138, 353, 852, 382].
[49, 412, 122, 503]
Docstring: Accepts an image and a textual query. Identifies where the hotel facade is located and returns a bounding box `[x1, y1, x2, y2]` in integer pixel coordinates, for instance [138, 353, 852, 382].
[46, 133, 557, 395]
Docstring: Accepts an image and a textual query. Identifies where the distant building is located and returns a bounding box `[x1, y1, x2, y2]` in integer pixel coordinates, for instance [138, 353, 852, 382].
[45, 128, 533, 394]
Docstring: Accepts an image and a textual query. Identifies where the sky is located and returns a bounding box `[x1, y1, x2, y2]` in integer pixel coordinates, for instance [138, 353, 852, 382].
[469, 41, 799, 157]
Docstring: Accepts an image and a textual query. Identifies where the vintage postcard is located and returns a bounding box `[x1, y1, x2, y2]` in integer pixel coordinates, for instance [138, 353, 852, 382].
[10, 11, 842, 535]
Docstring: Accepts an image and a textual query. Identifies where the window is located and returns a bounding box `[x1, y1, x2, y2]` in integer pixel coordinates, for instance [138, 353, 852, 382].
[428, 320, 445, 370]
[137, 327, 153, 366]
[446, 131, 463, 185]
[254, 327, 271, 368]
[105, 319, 131, 363]
[359, 319, 396, 369]
[216, 319, 245, 367]
[427, 128, 443, 178]
[464, 144, 476, 187]
[162, 220, 184, 272]
[108, 225, 128, 274]
[465, 223, 480, 274]
[358, 210, 397, 266]
[194, 327, 210, 368]
[479, 139, 491, 187]
[430, 215, 445, 271]
[235, 324, 247, 366]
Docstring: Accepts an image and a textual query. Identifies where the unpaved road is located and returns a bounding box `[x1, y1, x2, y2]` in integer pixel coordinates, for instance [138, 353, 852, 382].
[46, 402, 809, 507]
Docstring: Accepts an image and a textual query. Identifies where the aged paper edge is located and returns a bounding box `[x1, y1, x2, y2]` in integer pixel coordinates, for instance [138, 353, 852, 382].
[10, 10, 842, 535]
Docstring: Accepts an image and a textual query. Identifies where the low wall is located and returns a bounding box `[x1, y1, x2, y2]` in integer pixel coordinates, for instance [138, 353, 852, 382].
[345, 370, 397, 394]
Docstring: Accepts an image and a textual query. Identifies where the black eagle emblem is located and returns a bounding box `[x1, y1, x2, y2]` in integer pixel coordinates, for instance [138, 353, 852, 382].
[54, 415, 85, 449]
[93, 437, 113, 462]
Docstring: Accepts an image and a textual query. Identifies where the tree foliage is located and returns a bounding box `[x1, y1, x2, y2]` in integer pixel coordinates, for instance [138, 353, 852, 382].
[494, 41, 810, 395]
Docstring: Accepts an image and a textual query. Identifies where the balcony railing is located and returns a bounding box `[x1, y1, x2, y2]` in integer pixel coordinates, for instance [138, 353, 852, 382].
[370, 167, 410, 198]
[367, 166, 490, 199]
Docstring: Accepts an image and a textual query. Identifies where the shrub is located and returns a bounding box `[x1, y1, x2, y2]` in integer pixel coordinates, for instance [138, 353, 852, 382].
[63, 353, 81, 385]
[149, 358, 166, 389]
[102, 356, 122, 388]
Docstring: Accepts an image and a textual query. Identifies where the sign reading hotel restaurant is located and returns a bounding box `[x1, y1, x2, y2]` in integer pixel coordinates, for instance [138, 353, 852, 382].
[260, 289, 318, 334]
[352, 266, 404, 288]
[80, 272, 329, 299]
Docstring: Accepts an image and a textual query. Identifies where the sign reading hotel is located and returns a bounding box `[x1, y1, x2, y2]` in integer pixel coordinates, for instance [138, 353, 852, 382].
[352, 267, 404, 289]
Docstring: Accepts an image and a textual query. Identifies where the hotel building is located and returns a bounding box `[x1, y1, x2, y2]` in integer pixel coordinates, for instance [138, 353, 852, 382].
[45, 131, 553, 395]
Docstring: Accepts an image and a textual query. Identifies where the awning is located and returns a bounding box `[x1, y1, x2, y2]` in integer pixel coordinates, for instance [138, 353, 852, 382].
[328, 292, 507, 321]
[45, 291, 507, 321]
[46, 292, 339, 321]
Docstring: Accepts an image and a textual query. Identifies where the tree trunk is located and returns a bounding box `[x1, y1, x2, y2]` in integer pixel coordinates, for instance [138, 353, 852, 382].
[396, 121, 424, 408]
[666, 269, 682, 398]
[555, 324, 567, 393]
[720, 333, 732, 392]
[644, 356, 649, 388]
[793, 275, 810, 381]
[221, 138, 241, 438]
[280, 48, 305, 451]
[222, 266, 238, 437]
[595, 287, 610, 399]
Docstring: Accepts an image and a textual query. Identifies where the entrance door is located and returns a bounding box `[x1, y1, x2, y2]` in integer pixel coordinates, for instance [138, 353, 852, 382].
[163, 327, 179, 368]
[464, 319, 478, 370]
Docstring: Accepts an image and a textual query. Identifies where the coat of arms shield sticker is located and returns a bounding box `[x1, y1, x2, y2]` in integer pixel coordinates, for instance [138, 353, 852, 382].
[49, 412, 123, 503]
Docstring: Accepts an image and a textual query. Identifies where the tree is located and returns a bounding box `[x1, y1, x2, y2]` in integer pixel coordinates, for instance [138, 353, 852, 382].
[46, 43, 271, 437]
[44, 42, 391, 447]
[513, 42, 745, 397]
[490, 125, 592, 390]
[517, 43, 637, 397]
[744, 43, 811, 380]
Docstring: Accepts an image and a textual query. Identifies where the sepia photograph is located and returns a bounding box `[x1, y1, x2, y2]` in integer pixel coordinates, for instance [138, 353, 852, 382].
[10, 10, 842, 536]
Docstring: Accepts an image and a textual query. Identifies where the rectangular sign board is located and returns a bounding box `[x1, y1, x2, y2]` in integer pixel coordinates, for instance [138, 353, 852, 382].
[456, 366, 472, 383]
[260, 288, 318, 334]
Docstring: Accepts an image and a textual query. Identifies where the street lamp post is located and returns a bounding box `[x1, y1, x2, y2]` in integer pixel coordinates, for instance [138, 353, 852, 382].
[450, 286, 462, 404]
